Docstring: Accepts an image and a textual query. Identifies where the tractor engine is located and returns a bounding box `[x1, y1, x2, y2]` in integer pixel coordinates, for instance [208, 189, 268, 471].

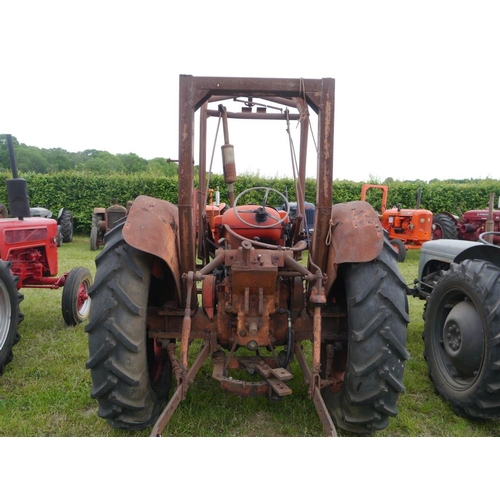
[10, 247, 49, 286]
[211, 205, 290, 350]
[459, 209, 500, 242]
[382, 206, 433, 247]
[214, 242, 290, 349]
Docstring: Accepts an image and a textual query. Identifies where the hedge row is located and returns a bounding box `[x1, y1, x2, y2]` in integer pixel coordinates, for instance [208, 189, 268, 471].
[0, 172, 498, 235]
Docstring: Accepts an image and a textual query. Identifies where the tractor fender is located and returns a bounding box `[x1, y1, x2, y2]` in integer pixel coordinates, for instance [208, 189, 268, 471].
[324, 201, 384, 294]
[327, 201, 384, 264]
[455, 243, 500, 270]
[122, 195, 182, 298]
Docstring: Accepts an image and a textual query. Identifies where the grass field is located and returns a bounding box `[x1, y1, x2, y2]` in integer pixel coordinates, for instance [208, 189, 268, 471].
[1, 235, 499, 437]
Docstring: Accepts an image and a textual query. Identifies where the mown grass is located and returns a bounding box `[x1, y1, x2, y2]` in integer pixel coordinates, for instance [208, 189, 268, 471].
[0, 237, 499, 437]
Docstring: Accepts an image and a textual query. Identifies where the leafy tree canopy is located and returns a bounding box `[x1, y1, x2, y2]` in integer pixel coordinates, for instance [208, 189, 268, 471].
[0, 135, 178, 176]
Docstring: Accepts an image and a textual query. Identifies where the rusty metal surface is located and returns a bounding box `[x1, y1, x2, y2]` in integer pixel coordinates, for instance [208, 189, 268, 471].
[150, 341, 210, 436]
[327, 200, 384, 264]
[295, 343, 337, 437]
[212, 246, 290, 348]
[323, 200, 385, 297]
[178, 76, 335, 294]
[213, 352, 293, 398]
[201, 274, 216, 319]
[123, 195, 182, 299]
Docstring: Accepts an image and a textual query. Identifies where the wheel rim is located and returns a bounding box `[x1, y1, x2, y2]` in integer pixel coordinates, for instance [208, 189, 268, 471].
[77, 280, 91, 317]
[433, 289, 484, 389]
[432, 224, 443, 239]
[0, 280, 12, 351]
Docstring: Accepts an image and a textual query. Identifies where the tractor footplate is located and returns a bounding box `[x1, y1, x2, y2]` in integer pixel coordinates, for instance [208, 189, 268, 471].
[212, 353, 293, 398]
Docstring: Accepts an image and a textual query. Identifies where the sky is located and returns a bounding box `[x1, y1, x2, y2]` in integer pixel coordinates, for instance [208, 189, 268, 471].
[2, 0, 499, 182]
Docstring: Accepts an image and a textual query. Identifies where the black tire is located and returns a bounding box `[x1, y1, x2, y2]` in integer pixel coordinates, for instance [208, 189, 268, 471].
[432, 213, 458, 240]
[62, 267, 93, 326]
[0, 261, 24, 376]
[57, 225, 63, 247]
[322, 236, 410, 434]
[0, 204, 8, 218]
[423, 259, 500, 419]
[59, 209, 74, 243]
[85, 223, 173, 430]
[90, 225, 98, 251]
[390, 238, 406, 262]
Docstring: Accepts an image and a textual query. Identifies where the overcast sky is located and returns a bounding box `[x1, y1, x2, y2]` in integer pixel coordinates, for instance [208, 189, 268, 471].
[2, 0, 499, 182]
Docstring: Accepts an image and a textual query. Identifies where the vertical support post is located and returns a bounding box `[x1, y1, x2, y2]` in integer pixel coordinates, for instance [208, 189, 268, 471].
[178, 75, 197, 307]
[310, 78, 335, 271]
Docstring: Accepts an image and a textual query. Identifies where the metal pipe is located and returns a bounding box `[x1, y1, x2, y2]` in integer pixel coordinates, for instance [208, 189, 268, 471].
[6, 135, 19, 178]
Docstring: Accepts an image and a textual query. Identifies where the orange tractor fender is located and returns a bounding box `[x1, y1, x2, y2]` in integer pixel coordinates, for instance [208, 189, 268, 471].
[122, 195, 182, 299]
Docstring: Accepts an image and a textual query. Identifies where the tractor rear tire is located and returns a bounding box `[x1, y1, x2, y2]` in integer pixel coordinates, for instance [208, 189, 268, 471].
[390, 238, 406, 262]
[432, 213, 458, 240]
[62, 267, 93, 326]
[85, 223, 173, 430]
[322, 237, 409, 434]
[90, 225, 98, 251]
[0, 261, 23, 376]
[423, 259, 500, 419]
[59, 209, 74, 243]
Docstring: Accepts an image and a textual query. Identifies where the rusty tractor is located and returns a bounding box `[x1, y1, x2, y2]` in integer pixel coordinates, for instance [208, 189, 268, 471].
[90, 203, 128, 251]
[85, 76, 409, 436]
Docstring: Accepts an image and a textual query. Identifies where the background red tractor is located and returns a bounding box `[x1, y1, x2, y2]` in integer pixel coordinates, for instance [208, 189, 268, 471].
[432, 193, 500, 245]
[0, 135, 92, 375]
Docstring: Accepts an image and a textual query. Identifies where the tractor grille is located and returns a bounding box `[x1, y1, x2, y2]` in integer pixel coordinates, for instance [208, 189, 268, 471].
[107, 210, 127, 229]
[5, 227, 48, 244]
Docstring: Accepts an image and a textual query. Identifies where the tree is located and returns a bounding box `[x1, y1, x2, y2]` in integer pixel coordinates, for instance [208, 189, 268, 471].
[117, 153, 148, 174]
[147, 157, 178, 177]
[15, 146, 50, 173]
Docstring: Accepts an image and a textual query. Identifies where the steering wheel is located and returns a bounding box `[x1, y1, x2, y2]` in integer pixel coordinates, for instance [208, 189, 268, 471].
[479, 231, 500, 246]
[233, 187, 290, 229]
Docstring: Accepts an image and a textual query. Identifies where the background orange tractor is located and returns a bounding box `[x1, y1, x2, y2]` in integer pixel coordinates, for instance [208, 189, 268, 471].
[361, 184, 433, 261]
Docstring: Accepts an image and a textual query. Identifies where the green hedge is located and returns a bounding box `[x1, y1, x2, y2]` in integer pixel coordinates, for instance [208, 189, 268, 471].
[0, 172, 498, 234]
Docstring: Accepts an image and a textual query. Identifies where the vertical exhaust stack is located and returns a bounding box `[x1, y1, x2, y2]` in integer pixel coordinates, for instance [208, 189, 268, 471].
[416, 188, 422, 210]
[219, 105, 237, 208]
[484, 192, 495, 243]
[6, 134, 30, 220]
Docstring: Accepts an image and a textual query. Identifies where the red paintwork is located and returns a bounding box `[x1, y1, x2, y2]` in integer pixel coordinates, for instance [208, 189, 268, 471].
[0, 217, 61, 289]
[459, 209, 500, 243]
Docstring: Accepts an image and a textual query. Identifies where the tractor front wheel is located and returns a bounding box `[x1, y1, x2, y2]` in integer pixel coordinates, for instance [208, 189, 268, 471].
[85, 223, 173, 430]
[322, 237, 409, 433]
[62, 267, 93, 326]
[390, 238, 406, 262]
[424, 259, 500, 419]
[0, 261, 23, 376]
